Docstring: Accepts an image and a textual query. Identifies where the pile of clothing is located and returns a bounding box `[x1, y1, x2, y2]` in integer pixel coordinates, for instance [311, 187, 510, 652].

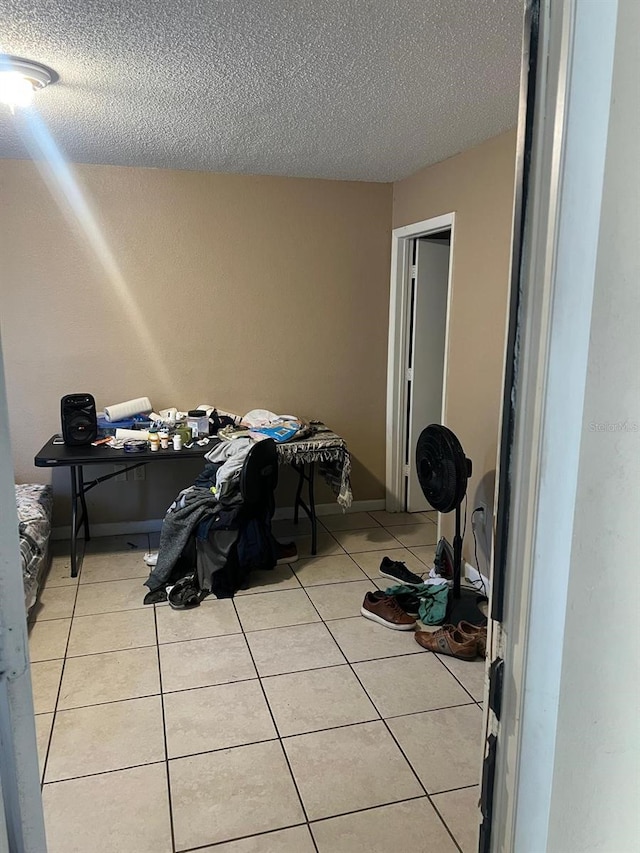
[142, 440, 296, 607]
[141, 408, 311, 608]
[217, 409, 312, 443]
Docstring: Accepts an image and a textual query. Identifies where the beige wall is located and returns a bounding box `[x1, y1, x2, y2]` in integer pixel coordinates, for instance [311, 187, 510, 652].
[0, 162, 392, 524]
[0, 131, 516, 535]
[392, 130, 517, 556]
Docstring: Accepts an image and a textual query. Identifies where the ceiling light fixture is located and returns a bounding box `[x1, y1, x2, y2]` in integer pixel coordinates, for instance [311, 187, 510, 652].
[0, 56, 58, 112]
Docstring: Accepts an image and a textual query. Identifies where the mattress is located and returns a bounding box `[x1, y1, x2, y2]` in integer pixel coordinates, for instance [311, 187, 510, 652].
[16, 483, 53, 611]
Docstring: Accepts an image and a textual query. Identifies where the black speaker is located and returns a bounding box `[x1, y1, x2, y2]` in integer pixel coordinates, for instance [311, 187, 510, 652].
[61, 394, 97, 446]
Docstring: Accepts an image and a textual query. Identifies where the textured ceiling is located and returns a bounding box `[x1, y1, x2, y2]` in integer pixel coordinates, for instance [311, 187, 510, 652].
[0, 0, 523, 182]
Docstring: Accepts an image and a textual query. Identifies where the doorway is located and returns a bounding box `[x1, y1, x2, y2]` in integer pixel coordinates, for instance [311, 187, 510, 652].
[386, 213, 455, 517]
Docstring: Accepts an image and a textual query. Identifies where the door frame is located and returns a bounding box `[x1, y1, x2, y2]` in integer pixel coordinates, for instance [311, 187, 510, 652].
[486, 0, 619, 849]
[385, 213, 455, 512]
[0, 328, 47, 850]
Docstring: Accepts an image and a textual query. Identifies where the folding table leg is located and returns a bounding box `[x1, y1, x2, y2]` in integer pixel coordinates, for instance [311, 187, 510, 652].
[291, 461, 318, 555]
[77, 465, 91, 542]
[69, 467, 79, 578]
[293, 465, 305, 525]
[308, 462, 317, 555]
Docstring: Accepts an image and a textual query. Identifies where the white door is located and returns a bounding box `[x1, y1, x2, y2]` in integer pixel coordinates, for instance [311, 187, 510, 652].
[405, 237, 450, 511]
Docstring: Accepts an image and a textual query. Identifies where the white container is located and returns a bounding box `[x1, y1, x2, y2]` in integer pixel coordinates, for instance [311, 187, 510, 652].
[172, 434, 182, 451]
[187, 410, 209, 437]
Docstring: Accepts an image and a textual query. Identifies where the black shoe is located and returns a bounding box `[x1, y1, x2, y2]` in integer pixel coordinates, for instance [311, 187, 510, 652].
[143, 588, 167, 605]
[167, 575, 201, 610]
[379, 556, 423, 587]
[388, 591, 421, 617]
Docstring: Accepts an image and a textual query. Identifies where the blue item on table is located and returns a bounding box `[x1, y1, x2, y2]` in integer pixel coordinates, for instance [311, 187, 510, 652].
[97, 414, 152, 436]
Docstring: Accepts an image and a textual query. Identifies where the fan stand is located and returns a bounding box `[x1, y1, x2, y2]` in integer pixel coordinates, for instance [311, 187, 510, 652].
[445, 502, 488, 627]
[415, 423, 487, 627]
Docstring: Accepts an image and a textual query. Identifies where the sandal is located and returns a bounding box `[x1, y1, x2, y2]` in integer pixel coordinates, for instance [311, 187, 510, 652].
[415, 624, 478, 660]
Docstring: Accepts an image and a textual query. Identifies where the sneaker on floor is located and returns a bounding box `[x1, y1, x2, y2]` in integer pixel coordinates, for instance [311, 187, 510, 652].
[143, 588, 167, 605]
[414, 625, 478, 660]
[388, 591, 421, 618]
[167, 575, 201, 610]
[143, 551, 159, 567]
[360, 591, 417, 631]
[276, 541, 298, 565]
[379, 556, 423, 587]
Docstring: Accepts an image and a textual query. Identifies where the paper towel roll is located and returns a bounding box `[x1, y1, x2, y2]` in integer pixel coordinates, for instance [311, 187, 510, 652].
[104, 397, 153, 422]
[115, 428, 150, 441]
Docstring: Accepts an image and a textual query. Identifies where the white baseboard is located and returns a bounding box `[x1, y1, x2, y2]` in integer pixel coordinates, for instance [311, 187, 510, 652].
[275, 499, 385, 519]
[51, 499, 387, 540]
[464, 560, 492, 597]
[51, 519, 164, 540]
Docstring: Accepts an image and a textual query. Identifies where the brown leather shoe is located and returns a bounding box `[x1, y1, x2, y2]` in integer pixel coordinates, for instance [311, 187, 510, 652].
[414, 625, 478, 660]
[361, 591, 417, 631]
[458, 621, 487, 657]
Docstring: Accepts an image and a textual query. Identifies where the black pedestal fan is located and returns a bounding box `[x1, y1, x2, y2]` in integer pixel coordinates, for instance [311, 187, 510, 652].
[415, 424, 487, 626]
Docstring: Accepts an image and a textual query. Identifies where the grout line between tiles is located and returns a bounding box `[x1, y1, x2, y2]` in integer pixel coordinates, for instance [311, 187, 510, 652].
[39, 538, 86, 788]
[429, 798, 465, 852]
[153, 594, 178, 853]
[77, 574, 149, 585]
[430, 782, 480, 797]
[433, 654, 485, 705]
[272, 572, 465, 849]
[297, 572, 464, 853]
[28, 654, 66, 664]
[238, 617, 322, 633]
[55, 690, 162, 713]
[374, 716, 463, 852]
[159, 684, 473, 744]
[42, 532, 477, 850]
[28, 614, 74, 626]
[161, 674, 260, 695]
[362, 524, 471, 851]
[176, 820, 309, 852]
[380, 700, 479, 721]
[292, 576, 407, 830]
[230, 597, 320, 853]
[42, 759, 167, 787]
[167, 734, 280, 763]
[306, 792, 431, 827]
[157, 629, 243, 645]
[65, 641, 157, 659]
[291, 574, 373, 588]
[67, 605, 150, 619]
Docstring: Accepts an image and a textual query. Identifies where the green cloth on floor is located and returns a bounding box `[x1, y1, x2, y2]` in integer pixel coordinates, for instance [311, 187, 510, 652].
[384, 581, 450, 625]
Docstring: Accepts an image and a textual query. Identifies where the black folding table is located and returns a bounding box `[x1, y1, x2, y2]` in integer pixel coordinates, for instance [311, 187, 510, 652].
[34, 428, 352, 576]
[34, 436, 212, 577]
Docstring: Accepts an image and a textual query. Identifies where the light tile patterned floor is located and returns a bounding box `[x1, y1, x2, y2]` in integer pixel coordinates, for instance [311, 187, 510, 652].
[30, 514, 483, 852]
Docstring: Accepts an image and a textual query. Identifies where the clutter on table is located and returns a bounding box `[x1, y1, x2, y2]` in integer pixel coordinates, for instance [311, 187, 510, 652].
[93, 398, 316, 455]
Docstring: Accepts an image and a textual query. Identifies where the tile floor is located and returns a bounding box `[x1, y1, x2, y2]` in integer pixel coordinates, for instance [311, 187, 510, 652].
[29, 510, 484, 852]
